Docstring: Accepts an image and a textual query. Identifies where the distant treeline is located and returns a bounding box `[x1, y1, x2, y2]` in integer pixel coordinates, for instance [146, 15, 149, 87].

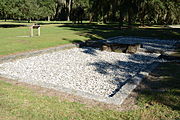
[0, 0, 179, 26]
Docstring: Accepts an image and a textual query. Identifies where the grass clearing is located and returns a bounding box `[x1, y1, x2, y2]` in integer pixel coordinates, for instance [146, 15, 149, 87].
[0, 22, 88, 55]
[0, 21, 179, 55]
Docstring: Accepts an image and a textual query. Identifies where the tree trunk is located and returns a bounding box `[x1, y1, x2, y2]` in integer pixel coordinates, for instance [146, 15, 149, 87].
[4, 14, 7, 22]
[48, 16, 51, 21]
[28, 18, 31, 23]
[140, 13, 146, 26]
[102, 16, 107, 24]
[140, 12, 145, 26]
[89, 13, 93, 23]
[119, 12, 123, 28]
[54, 3, 61, 20]
[67, 0, 72, 21]
[111, 4, 116, 22]
[128, 11, 132, 27]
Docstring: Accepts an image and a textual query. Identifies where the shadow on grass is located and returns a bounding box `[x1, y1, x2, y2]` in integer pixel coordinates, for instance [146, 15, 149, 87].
[0, 24, 26, 28]
[135, 61, 180, 111]
[59, 24, 180, 41]
[71, 38, 180, 110]
[37, 22, 91, 25]
[64, 38, 179, 99]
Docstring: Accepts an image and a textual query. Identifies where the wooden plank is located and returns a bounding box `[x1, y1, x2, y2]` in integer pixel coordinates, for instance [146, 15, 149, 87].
[30, 27, 33, 37]
[38, 27, 40, 36]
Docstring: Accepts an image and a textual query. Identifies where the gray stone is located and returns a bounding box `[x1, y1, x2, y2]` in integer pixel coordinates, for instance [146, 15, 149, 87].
[101, 43, 142, 54]
[126, 44, 141, 54]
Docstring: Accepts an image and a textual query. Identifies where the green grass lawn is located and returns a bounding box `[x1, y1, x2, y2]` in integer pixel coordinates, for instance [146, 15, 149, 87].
[0, 61, 179, 120]
[0, 21, 180, 55]
[0, 22, 88, 55]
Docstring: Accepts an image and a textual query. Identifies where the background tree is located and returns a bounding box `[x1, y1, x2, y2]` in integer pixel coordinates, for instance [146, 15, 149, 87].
[0, 0, 179, 25]
[0, 0, 13, 21]
[38, 0, 56, 21]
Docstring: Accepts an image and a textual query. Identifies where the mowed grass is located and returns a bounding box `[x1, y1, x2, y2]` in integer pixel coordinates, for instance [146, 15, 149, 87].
[0, 21, 180, 55]
[0, 22, 88, 55]
[0, 62, 180, 120]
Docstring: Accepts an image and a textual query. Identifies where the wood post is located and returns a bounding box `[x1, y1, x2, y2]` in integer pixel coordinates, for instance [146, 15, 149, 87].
[30, 25, 40, 37]
[30, 26, 33, 37]
[38, 27, 40, 36]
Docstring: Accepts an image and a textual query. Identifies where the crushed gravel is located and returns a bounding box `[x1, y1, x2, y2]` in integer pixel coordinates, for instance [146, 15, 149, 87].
[0, 48, 159, 97]
[0, 37, 177, 103]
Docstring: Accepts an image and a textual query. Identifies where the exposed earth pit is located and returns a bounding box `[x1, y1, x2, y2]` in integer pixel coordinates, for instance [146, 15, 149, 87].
[0, 37, 177, 105]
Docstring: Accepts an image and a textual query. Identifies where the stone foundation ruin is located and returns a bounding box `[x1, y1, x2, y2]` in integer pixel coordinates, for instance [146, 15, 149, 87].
[84, 40, 142, 54]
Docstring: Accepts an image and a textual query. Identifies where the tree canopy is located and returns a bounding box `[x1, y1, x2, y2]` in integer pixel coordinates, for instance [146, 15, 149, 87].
[0, 0, 179, 25]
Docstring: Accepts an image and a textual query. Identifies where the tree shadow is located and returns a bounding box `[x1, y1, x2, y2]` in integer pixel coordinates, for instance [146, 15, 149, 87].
[37, 22, 75, 25]
[134, 59, 180, 111]
[80, 46, 180, 111]
[77, 42, 179, 111]
[81, 47, 98, 56]
[59, 23, 179, 109]
[86, 52, 157, 97]
[70, 39, 86, 48]
[0, 24, 26, 28]
[58, 23, 180, 41]
[160, 54, 180, 61]
[88, 60, 138, 97]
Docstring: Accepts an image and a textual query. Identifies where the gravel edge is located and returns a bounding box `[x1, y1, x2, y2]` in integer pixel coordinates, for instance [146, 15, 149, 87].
[0, 44, 77, 63]
[0, 37, 178, 105]
[0, 60, 160, 105]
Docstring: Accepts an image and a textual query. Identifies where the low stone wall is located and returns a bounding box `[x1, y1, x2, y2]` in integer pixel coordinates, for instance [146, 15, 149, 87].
[84, 40, 142, 54]
[101, 43, 142, 54]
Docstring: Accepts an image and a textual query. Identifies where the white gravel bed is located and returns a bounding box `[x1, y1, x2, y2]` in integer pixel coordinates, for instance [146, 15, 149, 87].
[0, 47, 159, 97]
[0, 37, 177, 104]
[107, 36, 177, 52]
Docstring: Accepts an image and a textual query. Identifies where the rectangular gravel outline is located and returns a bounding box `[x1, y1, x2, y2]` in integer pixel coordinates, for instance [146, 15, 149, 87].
[0, 37, 178, 105]
[0, 60, 160, 105]
[0, 51, 161, 105]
